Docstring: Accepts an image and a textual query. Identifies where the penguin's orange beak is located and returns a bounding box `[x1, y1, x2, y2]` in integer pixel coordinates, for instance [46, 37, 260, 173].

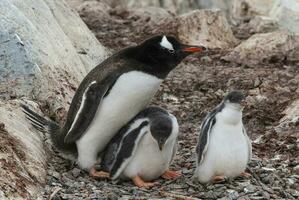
[182, 45, 206, 53]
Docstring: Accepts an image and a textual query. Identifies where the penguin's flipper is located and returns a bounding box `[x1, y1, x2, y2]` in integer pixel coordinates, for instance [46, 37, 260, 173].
[64, 80, 111, 143]
[242, 125, 252, 163]
[196, 112, 217, 165]
[108, 120, 149, 180]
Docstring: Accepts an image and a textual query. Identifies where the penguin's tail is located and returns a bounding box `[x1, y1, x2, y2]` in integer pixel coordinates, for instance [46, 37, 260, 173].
[21, 104, 60, 134]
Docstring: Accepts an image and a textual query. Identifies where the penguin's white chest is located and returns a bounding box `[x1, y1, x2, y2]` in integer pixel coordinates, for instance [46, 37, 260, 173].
[207, 121, 249, 174]
[122, 133, 175, 181]
[76, 71, 162, 169]
[196, 112, 249, 183]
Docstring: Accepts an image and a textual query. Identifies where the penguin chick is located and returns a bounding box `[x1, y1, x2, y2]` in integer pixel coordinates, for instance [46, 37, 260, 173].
[22, 35, 205, 173]
[194, 90, 252, 183]
[92, 107, 181, 188]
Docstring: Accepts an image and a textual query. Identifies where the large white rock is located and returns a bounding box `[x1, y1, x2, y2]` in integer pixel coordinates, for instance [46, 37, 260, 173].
[0, 100, 46, 200]
[269, 0, 299, 34]
[0, 0, 109, 112]
[177, 9, 238, 49]
[0, 0, 109, 198]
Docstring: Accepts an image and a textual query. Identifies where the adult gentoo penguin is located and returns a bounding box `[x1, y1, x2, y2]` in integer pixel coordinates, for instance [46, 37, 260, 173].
[21, 35, 205, 173]
[193, 90, 252, 183]
[92, 106, 180, 188]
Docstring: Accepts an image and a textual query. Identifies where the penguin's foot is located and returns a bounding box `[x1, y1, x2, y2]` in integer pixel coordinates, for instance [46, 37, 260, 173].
[161, 170, 181, 179]
[132, 175, 157, 188]
[89, 167, 110, 179]
[240, 172, 251, 179]
[212, 175, 226, 183]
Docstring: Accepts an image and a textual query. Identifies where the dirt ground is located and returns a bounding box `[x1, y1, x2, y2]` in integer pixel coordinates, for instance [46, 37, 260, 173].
[42, 2, 299, 200]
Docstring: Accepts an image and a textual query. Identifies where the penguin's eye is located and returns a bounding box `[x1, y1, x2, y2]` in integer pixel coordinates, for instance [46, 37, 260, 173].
[161, 46, 175, 54]
[168, 49, 175, 54]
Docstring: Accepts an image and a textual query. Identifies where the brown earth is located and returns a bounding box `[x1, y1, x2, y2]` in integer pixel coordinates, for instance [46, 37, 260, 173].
[42, 2, 299, 200]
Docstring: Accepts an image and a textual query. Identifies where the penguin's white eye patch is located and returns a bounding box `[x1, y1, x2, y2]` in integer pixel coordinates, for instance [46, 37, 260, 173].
[160, 36, 174, 51]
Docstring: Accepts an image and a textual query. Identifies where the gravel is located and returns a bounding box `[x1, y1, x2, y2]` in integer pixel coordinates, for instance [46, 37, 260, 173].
[41, 1, 298, 199]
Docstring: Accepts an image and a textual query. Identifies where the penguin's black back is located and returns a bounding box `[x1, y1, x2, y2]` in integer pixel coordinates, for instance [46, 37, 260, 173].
[61, 45, 174, 144]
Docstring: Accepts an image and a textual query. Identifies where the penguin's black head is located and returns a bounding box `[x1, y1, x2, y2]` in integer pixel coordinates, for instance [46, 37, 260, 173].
[224, 90, 246, 105]
[150, 115, 173, 151]
[133, 35, 206, 76]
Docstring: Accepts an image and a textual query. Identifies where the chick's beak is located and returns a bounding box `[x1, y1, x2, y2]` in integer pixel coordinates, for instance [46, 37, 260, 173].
[182, 45, 206, 53]
[158, 142, 164, 151]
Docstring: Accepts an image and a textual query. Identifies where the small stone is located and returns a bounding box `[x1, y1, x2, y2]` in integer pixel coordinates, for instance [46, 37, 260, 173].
[205, 190, 217, 199]
[107, 193, 118, 200]
[89, 193, 98, 199]
[262, 191, 271, 199]
[71, 168, 81, 178]
[226, 189, 239, 199]
[292, 189, 299, 197]
[61, 194, 75, 199]
[182, 168, 192, 174]
[261, 167, 276, 172]
[244, 185, 256, 193]
[254, 77, 262, 88]
[292, 165, 299, 175]
[49, 170, 61, 180]
[201, 56, 212, 62]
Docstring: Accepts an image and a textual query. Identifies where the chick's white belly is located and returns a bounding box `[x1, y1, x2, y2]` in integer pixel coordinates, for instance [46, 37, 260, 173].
[196, 122, 249, 182]
[76, 71, 162, 169]
[122, 134, 174, 181]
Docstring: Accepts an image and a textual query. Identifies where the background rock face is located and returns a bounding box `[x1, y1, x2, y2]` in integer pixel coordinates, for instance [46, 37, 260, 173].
[0, 0, 109, 108]
[231, 0, 276, 20]
[269, 0, 299, 34]
[223, 31, 299, 66]
[109, 0, 202, 14]
[108, 0, 299, 35]
[276, 99, 299, 136]
[0, 100, 47, 200]
[0, 0, 109, 199]
[177, 9, 238, 49]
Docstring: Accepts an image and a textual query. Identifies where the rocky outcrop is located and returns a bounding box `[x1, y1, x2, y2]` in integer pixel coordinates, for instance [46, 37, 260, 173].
[231, 0, 276, 21]
[231, 0, 299, 35]
[246, 16, 279, 34]
[276, 99, 299, 137]
[222, 31, 299, 66]
[0, 0, 109, 110]
[177, 9, 238, 49]
[269, 0, 299, 34]
[110, 0, 201, 14]
[70, 1, 239, 50]
[0, 0, 109, 199]
[0, 100, 46, 200]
